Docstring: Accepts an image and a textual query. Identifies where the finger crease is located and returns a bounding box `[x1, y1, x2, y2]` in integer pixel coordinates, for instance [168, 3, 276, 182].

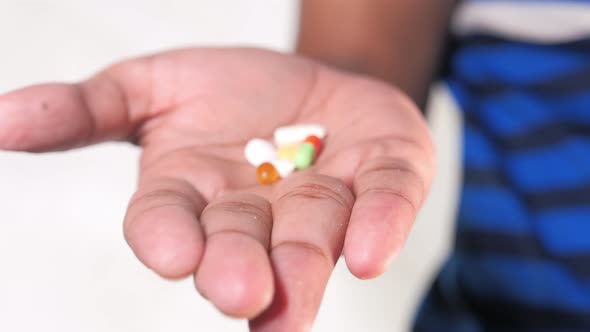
[356, 187, 418, 216]
[357, 160, 426, 207]
[124, 202, 196, 234]
[207, 229, 269, 249]
[130, 189, 197, 207]
[78, 83, 98, 146]
[203, 201, 270, 220]
[275, 183, 352, 211]
[200, 203, 272, 235]
[271, 240, 334, 266]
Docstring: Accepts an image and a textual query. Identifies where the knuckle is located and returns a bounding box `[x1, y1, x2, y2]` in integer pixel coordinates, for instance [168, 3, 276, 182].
[206, 200, 270, 219]
[124, 179, 204, 232]
[130, 177, 198, 205]
[358, 157, 415, 178]
[201, 196, 272, 232]
[272, 240, 334, 266]
[355, 157, 425, 211]
[358, 186, 418, 215]
[130, 188, 185, 207]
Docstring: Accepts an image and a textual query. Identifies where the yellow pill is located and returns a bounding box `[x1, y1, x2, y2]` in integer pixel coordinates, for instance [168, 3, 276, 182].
[277, 144, 301, 161]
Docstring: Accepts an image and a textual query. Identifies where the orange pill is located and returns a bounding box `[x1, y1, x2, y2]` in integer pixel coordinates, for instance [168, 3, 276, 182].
[256, 162, 281, 185]
[304, 135, 323, 155]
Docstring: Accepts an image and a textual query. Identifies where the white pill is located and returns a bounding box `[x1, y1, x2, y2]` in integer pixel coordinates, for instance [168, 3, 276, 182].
[274, 124, 327, 146]
[244, 138, 276, 167]
[271, 159, 296, 178]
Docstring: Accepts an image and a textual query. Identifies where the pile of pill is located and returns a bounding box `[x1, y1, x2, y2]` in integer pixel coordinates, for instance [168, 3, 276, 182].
[244, 124, 326, 185]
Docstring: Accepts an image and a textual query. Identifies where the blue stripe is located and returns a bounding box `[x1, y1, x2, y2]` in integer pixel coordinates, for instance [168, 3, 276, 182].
[448, 78, 473, 108]
[474, 92, 553, 135]
[464, 125, 500, 168]
[473, 91, 590, 137]
[506, 138, 590, 191]
[464, 128, 590, 192]
[463, 114, 590, 192]
[454, 43, 590, 87]
[459, 186, 531, 233]
[456, 185, 590, 251]
[463, 167, 590, 212]
[536, 207, 590, 253]
[459, 253, 590, 312]
[456, 229, 590, 279]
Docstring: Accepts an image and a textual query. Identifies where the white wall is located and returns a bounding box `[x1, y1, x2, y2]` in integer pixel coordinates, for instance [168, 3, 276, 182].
[0, 1, 460, 331]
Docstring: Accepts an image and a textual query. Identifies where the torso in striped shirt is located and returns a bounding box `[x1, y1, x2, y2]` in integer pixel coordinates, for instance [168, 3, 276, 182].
[414, 1, 590, 331]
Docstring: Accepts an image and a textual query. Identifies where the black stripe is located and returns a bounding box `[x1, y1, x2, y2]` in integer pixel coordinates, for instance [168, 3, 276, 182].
[457, 229, 590, 279]
[459, 34, 590, 54]
[468, 297, 590, 331]
[495, 121, 590, 151]
[531, 184, 590, 211]
[463, 167, 590, 210]
[464, 112, 590, 152]
[464, 65, 590, 97]
[463, 167, 506, 187]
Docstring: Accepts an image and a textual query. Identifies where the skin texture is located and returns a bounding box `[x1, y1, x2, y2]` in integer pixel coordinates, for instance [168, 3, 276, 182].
[298, 0, 458, 108]
[0, 48, 435, 331]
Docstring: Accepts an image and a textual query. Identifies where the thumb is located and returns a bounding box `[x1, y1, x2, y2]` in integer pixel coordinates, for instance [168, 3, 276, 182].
[0, 58, 152, 152]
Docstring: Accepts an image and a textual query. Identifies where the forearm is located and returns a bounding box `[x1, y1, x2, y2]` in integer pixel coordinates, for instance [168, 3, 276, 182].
[296, 0, 457, 108]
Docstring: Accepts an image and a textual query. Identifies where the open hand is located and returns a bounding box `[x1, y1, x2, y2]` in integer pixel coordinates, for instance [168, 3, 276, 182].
[0, 48, 434, 332]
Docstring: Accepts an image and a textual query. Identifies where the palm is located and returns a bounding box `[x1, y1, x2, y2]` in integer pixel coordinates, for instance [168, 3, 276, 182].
[0, 48, 434, 332]
[138, 49, 427, 196]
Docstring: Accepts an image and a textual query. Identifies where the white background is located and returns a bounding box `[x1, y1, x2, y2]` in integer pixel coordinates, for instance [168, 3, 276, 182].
[0, 1, 460, 331]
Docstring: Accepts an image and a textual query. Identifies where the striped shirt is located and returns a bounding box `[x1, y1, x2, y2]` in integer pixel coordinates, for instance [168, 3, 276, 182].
[414, 1, 590, 331]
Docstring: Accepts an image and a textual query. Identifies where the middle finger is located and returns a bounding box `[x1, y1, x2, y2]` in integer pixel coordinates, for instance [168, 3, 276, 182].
[195, 192, 274, 318]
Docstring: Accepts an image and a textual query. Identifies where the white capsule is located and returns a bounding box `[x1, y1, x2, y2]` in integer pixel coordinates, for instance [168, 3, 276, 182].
[271, 159, 296, 178]
[274, 124, 327, 146]
[244, 138, 276, 167]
